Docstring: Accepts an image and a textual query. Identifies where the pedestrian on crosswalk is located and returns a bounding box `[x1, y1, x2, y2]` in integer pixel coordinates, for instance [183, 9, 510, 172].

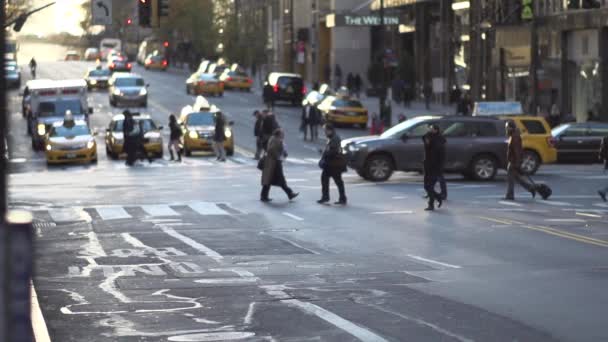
[261, 110, 279, 150]
[598, 135, 608, 202]
[423, 124, 445, 211]
[318, 124, 347, 205]
[213, 112, 227, 162]
[122, 110, 138, 167]
[253, 110, 264, 160]
[505, 121, 536, 201]
[260, 128, 299, 202]
[168, 114, 182, 162]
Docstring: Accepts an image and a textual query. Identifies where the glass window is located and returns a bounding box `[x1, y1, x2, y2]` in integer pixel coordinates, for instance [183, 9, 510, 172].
[185, 112, 215, 126]
[115, 78, 144, 87]
[443, 122, 470, 137]
[472, 122, 499, 137]
[381, 117, 433, 138]
[278, 77, 302, 89]
[408, 123, 434, 137]
[562, 126, 588, 137]
[199, 74, 218, 81]
[522, 120, 547, 134]
[587, 125, 608, 137]
[50, 124, 90, 137]
[332, 99, 363, 108]
[89, 69, 111, 77]
[38, 100, 84, 117]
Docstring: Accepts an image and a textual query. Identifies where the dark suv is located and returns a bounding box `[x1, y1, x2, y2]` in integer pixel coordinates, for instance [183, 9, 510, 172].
[342, 116, 509, 182]
[263, 72, 306, 106]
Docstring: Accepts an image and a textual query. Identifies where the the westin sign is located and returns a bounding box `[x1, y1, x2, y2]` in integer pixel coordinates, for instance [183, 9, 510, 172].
[326, 14, 400, 27]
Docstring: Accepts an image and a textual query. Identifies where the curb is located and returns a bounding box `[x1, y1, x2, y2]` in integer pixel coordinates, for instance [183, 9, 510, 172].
[31, 284, 51, 342]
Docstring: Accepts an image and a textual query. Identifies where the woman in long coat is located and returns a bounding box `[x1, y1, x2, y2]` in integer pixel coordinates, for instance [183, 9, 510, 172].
[261, 128, 299, 202]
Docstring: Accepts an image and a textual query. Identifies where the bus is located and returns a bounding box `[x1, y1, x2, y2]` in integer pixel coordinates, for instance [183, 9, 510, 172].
[99, 38, 122, 60]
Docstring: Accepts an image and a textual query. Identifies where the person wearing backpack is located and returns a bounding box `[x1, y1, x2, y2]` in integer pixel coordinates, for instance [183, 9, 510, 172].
[599, 135, 608, 202]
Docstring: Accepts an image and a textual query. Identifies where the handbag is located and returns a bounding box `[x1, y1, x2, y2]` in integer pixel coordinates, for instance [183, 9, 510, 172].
[257, 156, 266, 171]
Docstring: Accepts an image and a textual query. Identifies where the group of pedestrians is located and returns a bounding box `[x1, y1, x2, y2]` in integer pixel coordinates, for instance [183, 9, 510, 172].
[123, 110, 153, 167]
[300, 101, 322, 141]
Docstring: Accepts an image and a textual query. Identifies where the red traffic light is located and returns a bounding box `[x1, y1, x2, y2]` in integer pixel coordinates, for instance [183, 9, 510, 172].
[163, 41, 169, 48]
[126, 18, 133, 25]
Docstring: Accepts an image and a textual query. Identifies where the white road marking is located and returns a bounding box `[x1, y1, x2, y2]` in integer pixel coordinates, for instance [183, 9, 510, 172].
[371, 210, 414, 215]
[545, 219, 586, 223]
[244, 302, 256, 325]
[538, 200, 579, 207]
[141, 205, 179, 217]
[392, 196, 408, 200]
[407, 255, 461, 269]
[168, 332, 256, 342]
[31, 285, 51, 342]
[286, 158, 312, 165]
[10, 158, 27, 163]
[594, 203, 608, 208]
[282, 299, 390, 342]
[95, 206, 132, 220]
[188, 202, 230, 215]
[282, 212, 304, 221]
[48, 208, 89, 222]
[159, 225, 223, 262]
[305, 158, 320, 164]
[576, 212, 602, 218]
[194, 278, 257, 284]
[498, 201, 522, 207]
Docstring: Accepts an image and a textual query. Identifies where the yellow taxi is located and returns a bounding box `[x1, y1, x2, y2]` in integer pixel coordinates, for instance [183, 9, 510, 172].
[185, 73, 224, 97]
[144, 54, 168, 71]
[317, 92, 368, 128]
[473, 102, 557, 174]
[104, 113, 164, 160]
[179, 96, 234, 156]
[218, 69, 253, 91]
[45, 115, 97, 165]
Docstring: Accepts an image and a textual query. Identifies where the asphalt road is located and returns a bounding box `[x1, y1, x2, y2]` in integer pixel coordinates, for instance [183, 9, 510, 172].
[8, 47, 608, 342]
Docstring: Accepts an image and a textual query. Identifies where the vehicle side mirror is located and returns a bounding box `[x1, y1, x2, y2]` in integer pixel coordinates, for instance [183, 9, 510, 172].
[229, 121, 234, 126]
[88, 107, 94, 114]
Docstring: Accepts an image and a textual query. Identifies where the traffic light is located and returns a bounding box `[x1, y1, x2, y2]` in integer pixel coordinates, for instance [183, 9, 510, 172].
[163, 41, 169, 48]
[138, 0, 152, 27]
[126, 18, 133, 25]
[159, 0, 170, 17]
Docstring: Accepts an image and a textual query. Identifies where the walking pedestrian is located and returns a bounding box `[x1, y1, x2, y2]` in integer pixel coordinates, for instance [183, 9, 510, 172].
[261, 110, 279, 150]
[213, 112, 227, 162]
[318, 124, 347, 205]
[334, 64, 343, 89]
[168, 114, 182, 162]
[598, 134, 608, 202]
[260, 128, 299, 202]
[423, 124, 445, 211]
[253, 110, 265, 160]
[301, 101, 313, 141]
[354, 73, 362, 98]
[505, 121, 536, 200]
[122, 110, 138, 166]
[346, 72, 355, 96]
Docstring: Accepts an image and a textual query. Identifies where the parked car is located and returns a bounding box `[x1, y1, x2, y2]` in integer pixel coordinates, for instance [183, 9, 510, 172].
[108, 73, 148, 107]
[552, 122, 608, 163]
[262, 72, 306, 106]
[5, 61, 21, 89]
[342, 116, 509, 182]
[65, 51, 81, 61]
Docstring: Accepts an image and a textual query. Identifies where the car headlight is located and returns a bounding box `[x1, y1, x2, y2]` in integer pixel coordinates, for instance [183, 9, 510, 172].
[90, 80, 97, 85]
[113, 89, 122, 96]
[348, 143, 366, 152]
[87, 140, 95, 149]
[139, 88, 147, 96]
[188, 131, 198, 139]
[37, 124, 46, 136]
[46, 144, 52, 151]
[225, 129, 232, 138]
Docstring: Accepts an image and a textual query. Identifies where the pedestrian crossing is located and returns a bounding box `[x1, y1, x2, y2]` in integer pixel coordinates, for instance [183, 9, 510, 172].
[34, 202, 242, 223]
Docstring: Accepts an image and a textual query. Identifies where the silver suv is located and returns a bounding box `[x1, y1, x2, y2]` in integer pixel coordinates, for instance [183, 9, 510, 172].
[109, 73, 148, 107]
[342, 116, 509, 182]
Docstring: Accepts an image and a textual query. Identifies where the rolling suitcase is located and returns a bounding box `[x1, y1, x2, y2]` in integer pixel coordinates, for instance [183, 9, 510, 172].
[527, 175, 552, 200]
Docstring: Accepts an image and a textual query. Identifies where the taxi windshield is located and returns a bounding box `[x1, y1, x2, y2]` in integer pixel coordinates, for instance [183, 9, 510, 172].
[38, 100, 84, 117]
[333, 99, 363, 108]
[50, 124, 90, 137]
[113, 119, 157, 132]
[186, 112, 215, 126]
[381, 117, 433, 138]
[89, 69, 110, 77]
[115, 78, 144, 87]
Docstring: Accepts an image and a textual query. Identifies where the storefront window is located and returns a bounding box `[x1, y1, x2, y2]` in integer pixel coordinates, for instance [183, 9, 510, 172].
[573, 61, 601, 122]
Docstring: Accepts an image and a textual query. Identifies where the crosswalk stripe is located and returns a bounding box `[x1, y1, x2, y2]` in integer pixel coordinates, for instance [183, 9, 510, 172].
[141, 205, 179, 216]
[47, 208, 88, 223]
[188, 202, 230, 215]
[286, 158, 312, 165]
[95, 206, 132, 220]
[536, 200, 578, 207]
[305, 158, 320, 164]
[594, 203, 608, 208]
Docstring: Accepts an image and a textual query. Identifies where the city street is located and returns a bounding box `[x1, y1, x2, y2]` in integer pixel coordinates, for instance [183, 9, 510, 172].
[10, 49, 608, 341]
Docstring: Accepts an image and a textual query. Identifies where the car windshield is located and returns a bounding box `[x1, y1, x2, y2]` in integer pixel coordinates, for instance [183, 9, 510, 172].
[89, 69, 110, 77]
[5, 68, 18, 75]
[381, 117, 433, 138]
[278, 77, 302, 89]
[186, 112, 215, 126]
[50, 124, 90, 137]
[333, 99, 363, 108]
[115, 78, 144, 87]
[199, 74, 217, 81]
[113, 119, 157, 132]
[38, 100, 83, 117]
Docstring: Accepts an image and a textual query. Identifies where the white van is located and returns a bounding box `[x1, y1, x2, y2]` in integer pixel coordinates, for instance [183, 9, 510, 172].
[100, 38, 122, 60]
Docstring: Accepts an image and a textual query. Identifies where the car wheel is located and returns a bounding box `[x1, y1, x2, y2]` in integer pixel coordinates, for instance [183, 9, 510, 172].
[469, 154, 498, 181]
[364, 154, 394, 182]
[520, 149, 541, 175]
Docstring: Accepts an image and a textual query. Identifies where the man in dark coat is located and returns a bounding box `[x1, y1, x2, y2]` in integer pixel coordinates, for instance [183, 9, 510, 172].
[505, 121, 536, 200]
[122, 110, 137, 166]
[260, 128, 299, 202]
[253, 110, 264, 160]
[318, 124, 347, 205]
[423, 124, 445, 211]
[213, 112, 226, 162]
[354, 74, 362, 98]
[346, 72, 354, 96]
[261, 110, 279, 150]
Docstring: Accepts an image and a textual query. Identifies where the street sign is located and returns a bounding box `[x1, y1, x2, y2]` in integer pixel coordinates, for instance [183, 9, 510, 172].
[92, 0, 112, 26]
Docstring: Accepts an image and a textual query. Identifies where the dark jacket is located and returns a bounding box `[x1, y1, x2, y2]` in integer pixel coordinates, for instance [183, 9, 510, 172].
[301, 105, 313, 125]
[423, 132, 445, 175]
[169, 121, 182, 140]
[123, 116, 135, 138]
[214, 114, 226, 142]
[262, 114, 279, 137]
[322, 134, 346, 174]
[262, 136, 286, 186]
[254, 116, 264, 137]
[507, 130, 523, 166]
